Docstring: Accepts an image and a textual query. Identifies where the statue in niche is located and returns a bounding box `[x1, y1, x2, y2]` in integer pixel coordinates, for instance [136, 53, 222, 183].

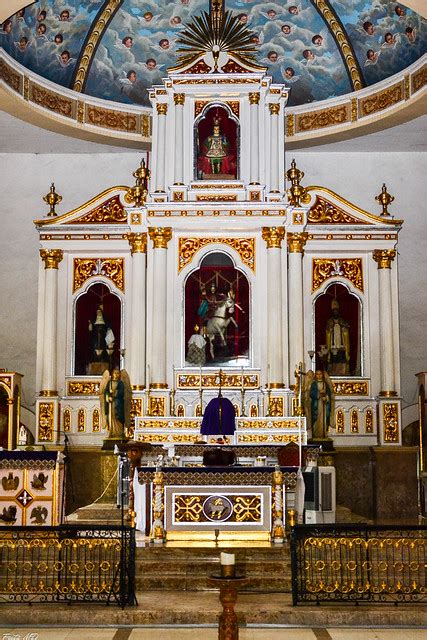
[186, 324, 207, 366]
[88, 305, 115, 374]
[304, 369, 335, 441]
[197, 107, 237, 180]
[325, 298, 350, 376]
[99, 369, 132, 445]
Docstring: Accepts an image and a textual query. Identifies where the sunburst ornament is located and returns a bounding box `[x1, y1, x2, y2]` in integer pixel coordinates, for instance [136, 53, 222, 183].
[175, 10, 260, 70]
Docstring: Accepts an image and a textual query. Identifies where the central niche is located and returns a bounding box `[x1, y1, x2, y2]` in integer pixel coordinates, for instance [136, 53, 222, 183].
[185, 252, 249, 367]
[195, 105, 238, 181]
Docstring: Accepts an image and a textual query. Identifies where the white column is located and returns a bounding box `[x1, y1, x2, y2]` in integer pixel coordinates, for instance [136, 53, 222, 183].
[262, 227, 285, 387]
[269, 103, 280, 192]
[287, 233, 308, 382]
[128, 233, 147, 388]
[155, 103, 167, 192]
[249, 92, 260, 184]
[148, 228, 172, 387]
[174, 94, 185, 185]
[373, 250, 397, 395]
[39, 249, 63, 394]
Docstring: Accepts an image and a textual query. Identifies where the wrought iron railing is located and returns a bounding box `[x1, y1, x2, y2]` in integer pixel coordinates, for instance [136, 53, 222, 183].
[0, 525, 136, 607]
[291, 524, 427, 605]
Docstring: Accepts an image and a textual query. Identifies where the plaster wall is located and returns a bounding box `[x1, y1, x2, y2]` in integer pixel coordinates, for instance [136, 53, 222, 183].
[0, 151, 425, 432]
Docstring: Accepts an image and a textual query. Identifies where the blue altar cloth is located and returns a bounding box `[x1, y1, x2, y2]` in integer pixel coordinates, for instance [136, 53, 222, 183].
[201, 397, 236, 435]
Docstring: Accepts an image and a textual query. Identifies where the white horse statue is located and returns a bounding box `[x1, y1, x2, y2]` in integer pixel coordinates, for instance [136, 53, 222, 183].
[206, 291, 239, 360]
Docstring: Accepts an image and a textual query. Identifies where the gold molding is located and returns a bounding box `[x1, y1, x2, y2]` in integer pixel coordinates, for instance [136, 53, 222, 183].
[40, 249, 63, 269]
[262, 227, 285, 249]
[306, 188, 402, 226]
[39, 390, 59, 397]
[373, 250, 396, 269]
[38, 402, 54, 442]
[34, 188, 128, 226]
[73, 257, 124, 293]
[308, 195, 368, 225]
[178, 373, 260, 389]
[178, 237, 255, 273]
[174, 93, 185, 105]
[297, 104, 349, 133]
[287, 232, 308, 254]
[379, 390, 398, 397]
[149, 383, 168, 389]
[149, 227, 172, 249]
[68, 381, 100, 396]
[383, 403, 399, 443]
[196, 194, 237, 202]
[312, 258, 363, 293]
[127, 232, 147, 255]
[333, 380, 369, 396]
[72, 0, 121, 93]
[359, 82, 403, 117]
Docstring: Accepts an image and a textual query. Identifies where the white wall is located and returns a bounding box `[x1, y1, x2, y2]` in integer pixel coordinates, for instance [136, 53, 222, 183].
[0, 151, 426, 429]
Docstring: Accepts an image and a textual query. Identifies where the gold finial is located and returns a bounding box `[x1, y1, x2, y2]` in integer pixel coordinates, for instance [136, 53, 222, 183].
[126, 158, 150, 207]
[43, 183, 62, 217]
[286, 159, 310, 207]
[375, 183, 394, 216]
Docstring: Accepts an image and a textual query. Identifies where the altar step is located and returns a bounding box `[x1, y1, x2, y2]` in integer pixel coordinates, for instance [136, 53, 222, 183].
[135, 544, 292, 593]
[66, 501, 123, 525]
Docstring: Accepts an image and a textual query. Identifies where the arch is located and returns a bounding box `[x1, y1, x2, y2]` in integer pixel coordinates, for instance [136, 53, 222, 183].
[73, 281, 122, 376]
[195, 103, 239, 180]
[313, 281, 362, 376]
[184, 250, 250, 367]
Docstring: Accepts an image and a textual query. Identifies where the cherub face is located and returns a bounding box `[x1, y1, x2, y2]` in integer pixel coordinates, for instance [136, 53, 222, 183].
[284, 67, 294, 79]
[37, 24, 46, 35]
[289, 6, 299, 15]
[144, 12, 153, 22]
[367, 49, 375, 61]
[267, 10, 276, 19]
[60, 10, 69, 21]
[2, 20, 12, 33]
[395, 6, 405, 17]
[385, 33, 393, 44]
[146, 59, 156, 69]
[128, 71, 136, 83]
[123, 37, 133, 48]
[54, 34, 63, 45]
[159, 39, 169, 50]
[281, 25, 291, 35]
[363, 22, 374, 35]
[268, 52, 278, 62]
[312, 35, 322, 46]
[171, 16, 181, 25]
[61, 51, 70, 64]
[19, 37, 28, 50]
[37, 11, 46, 22]
[303, 49, 314, 61]
[238, 14, 248, 24]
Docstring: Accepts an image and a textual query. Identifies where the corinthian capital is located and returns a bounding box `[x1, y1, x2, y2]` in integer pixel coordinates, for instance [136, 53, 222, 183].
[262, 226, 285, 249]
[127, 232, 147, 254]
[40, 249, 63, 269]
[149, 227, 172, 249]
[373, 249, 396, 269]
[287, 232, 308, 254]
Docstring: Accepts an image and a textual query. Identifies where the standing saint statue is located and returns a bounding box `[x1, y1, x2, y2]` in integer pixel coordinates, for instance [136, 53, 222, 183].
[99, 369, 132, 445]
[88, 305, 115, 374]
[304, 369, 335, 440]
[325, 298, 350, 376]
[198, 116, 235, 176]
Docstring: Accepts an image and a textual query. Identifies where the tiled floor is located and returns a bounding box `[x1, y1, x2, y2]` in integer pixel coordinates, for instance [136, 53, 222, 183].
[2, 628, 427, 640]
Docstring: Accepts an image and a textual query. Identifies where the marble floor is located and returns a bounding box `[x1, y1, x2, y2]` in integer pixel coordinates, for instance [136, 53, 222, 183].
[1, 627, 427, 640]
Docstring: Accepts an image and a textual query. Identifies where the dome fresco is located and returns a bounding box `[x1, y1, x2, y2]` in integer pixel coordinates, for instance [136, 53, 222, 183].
[1, 1, 426, 107]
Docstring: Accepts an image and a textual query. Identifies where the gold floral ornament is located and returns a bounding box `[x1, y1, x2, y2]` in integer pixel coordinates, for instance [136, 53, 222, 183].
[178, 237, 255, 272]
[286, 160, 310, 206]
[73, 258, 124, 292]
[125, 158, 150, 207]
[312, 258, 363, 292]
[43, 183, 62, 217]
[375, 184, 394, 217]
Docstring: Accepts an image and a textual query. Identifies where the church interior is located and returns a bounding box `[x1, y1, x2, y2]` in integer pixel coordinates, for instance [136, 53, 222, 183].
[0, 0, 426, 637]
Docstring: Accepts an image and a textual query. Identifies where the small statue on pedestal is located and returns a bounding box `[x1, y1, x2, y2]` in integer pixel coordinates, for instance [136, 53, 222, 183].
[304, 369, 335, 441]
[99, 369, 132, 448]
[88, 305, 115, 375]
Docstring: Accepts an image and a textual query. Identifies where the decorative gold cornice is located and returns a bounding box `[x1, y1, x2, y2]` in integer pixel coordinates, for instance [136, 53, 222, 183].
[174, 93, 185, 106]
[359, 82, 403, 117]
[311, 0, 363, 91]
[312, 258, 363, 292]
[34, 188, 129, 227]
[287, 232, 308, 254]
[73, 258, 124, 292]
[178, 237, 255, 273]
[262, 227, 285, 249]
[373, 250, 396, 269]
[269, 103, 280, 115]
[40, 249, 63, 269]
[308, 195, 368, 225]
[149, 227, 172, 249]
[249, 92, 260, 105]
[127, 232, 147, 255]
[156, 104, 168, 115]
[297, 104, 349, 133]
[72, 0, 122, 93]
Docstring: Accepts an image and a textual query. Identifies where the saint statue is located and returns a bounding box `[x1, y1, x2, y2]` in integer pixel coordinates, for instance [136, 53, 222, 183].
[88, 305, 115, 373]
[325, 298, 350, 376]
[198, 116, 235, 177]
[304, 369, 335, 440]
[99, 369, 132, 444]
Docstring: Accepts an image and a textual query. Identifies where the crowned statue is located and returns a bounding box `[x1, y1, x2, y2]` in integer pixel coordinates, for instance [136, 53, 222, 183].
[198, 114, 236, 178]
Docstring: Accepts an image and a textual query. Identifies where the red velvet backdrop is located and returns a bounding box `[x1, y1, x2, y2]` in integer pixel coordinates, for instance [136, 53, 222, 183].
[197, 105, 238, 178]
[185, 266, 249, 364]
[74, 283, 121, 375]
[314, 283, 361, 376]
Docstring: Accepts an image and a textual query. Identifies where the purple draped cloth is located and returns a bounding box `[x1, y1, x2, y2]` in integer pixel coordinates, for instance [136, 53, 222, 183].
[201, 397, 236, 435]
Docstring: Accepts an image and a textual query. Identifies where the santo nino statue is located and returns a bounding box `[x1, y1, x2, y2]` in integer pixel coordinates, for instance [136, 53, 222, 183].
[198, 116, 235, 177]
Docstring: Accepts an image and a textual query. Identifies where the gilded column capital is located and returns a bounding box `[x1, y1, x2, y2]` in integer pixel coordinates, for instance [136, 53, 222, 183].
[149, 227, 172, 249]
[127, 232, 147, 255]
[287, 232, 308, 254]
[40, 249, 63, 269]
[156, 103, 168, 115]
[269, 103, 280, 115]
[249, 92, 260, 105]
[174, 93, 185, 106]
[373, 249, 396, 269]
[262, 226, 285, 249]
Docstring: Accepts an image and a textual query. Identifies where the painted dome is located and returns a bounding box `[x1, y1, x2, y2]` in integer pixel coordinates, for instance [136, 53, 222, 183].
[1, 1, 426, 107]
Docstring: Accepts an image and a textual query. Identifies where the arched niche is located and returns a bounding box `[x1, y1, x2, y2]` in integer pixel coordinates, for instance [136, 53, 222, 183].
[74, 282, 122, 376]
[184, 251, 250, 367]
[314, 282, 361, 377]
[195, 104, 239, 180]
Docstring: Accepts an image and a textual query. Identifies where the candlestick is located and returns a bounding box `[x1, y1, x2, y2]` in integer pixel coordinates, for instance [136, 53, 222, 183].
[220, 552, 236, 578]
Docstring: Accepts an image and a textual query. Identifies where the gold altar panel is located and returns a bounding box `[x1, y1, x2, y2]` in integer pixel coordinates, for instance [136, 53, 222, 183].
[365, 408, 374, 434]
[178, 238, 255, 273]
[38, 403, 54, 442]
[312, 258, 363, 293]
[296, 104, 349, 133]
[268, 397, 284, 417]
[333, 380, 369, 396]
[383, 403, 399, 443]
[237, 434, 299, 444]
[308, 196, 369, 225]
[138, 433, 198, 443]
[350, 408, 359, 433]
[68, 381, 100, 396]
[336, 409, 345, 434]
[173, 493, 262, 524]
[178, 373, 259, 389]
[68, 194, 126, 225]
[148, 397, 166, 417]
[73, 258, 124, 293]
[236, 419, 300, 429]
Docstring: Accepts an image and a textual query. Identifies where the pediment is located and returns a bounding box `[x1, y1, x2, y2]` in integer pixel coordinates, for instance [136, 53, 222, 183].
[35, 187, 129, 227]
[307, 188, 402, 227]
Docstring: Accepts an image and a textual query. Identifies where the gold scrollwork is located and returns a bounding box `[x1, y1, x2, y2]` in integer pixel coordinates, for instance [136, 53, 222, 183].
[178, 237, 255, 273]
[63, 408, 71, 432]
[350, 408, 359, 433]
[412, 65, 427, 94]
[360, 83, 403, 117]
[139, 419, 198, 429]
[86, 105, 138, 132]
[268, 397, 284, 417]
[73, 258, 124, 293]
[226, 101, 240, 117]
[178, 373, 259, 389]
[336, 409, 345, 434]
[38, 403, 54, 442]
[308, 196, 368, 225]
[262, 227, 285, 249]
[0, 58, 21, 93]
[196, 194, 237, 201]
[31, 85, 73, 118]
[69, 195, 126, 225]
[312, 258, 363, 292]
[286, 113, 295, 137]
[383, 403, 399, 443]
[237, 434, 299, 443]
[68, 381, 100, 396]
[297, 104, 349, 132]
[77, 409, 85, 432]
[92, 409, 100, 432]
[365, 408, 374, 434]
[148, 397, 166, 417]
[237, 419, 298, 429]
[333, 381, 369, 396]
